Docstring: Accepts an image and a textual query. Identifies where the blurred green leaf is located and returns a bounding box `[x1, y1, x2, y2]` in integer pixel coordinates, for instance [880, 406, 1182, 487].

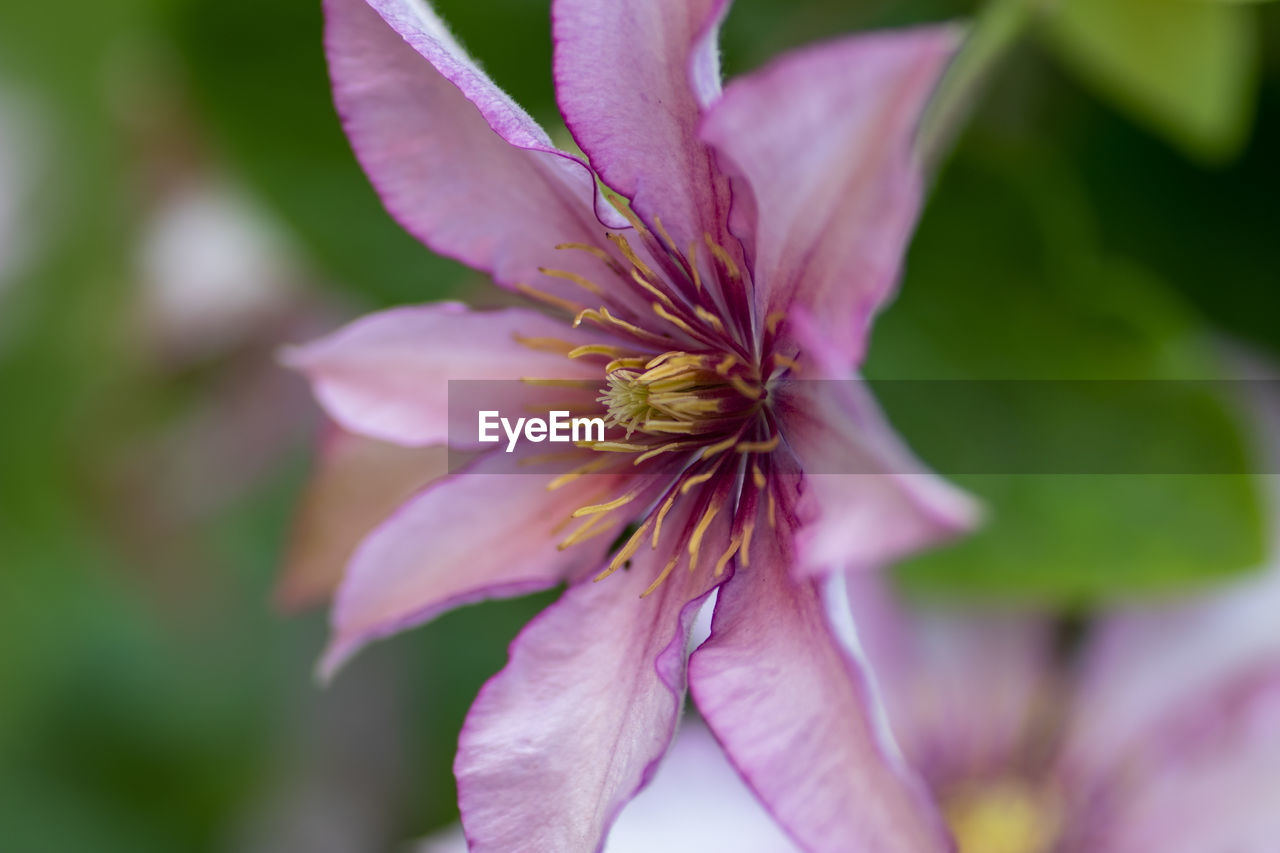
[1041, 0, 1260, 162]
[871, 148, 1267, 607]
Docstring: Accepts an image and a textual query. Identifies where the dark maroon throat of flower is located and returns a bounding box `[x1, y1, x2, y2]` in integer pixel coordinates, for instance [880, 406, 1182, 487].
[514, 207, 797, 597]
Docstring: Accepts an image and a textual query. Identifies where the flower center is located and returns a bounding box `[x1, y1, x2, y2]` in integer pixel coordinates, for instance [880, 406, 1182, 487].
[943, 779, 1062, 853]
[515, 208, 796, 596]
[598, 351, 763, 439]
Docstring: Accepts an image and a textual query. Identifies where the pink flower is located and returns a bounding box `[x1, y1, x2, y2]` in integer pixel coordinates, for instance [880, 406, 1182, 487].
[846, 527, 1280, 851]
[285, 1, 977, 850]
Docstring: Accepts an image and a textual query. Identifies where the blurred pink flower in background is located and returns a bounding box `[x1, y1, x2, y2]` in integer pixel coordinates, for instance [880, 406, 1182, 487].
[846, 533, 1280, 853]
[285, 0, 979, 850]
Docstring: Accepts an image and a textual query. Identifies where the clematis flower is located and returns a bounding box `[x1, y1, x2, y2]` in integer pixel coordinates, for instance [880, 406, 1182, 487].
[844, 487, 1280, 850]
[284, 0, 978, 850]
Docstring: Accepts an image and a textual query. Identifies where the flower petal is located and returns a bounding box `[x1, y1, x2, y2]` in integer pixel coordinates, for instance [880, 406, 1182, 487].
[845, 575, 1053, 786]
[700, 27, 958, 373]
[552, 0, 733, 248]
[688, 537, 951, 853]
[1073, 669, 1280, 853]
[278, 424, 448, 610]
[776, 379, 979, 577]
[454, 522, 721, 853]
[325, 0, 626, 297]
[423, 722, 803, 853]
[1058, 553, 1280, 790]
[319, 451, 628, 678]
[282, 303, 601, 447]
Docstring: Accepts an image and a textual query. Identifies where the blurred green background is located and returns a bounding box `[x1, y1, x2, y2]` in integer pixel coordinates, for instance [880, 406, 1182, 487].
[1, 0, 1277, 849]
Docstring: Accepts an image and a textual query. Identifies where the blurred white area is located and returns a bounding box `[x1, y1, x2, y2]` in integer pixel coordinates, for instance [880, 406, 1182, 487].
[139, 179, 299, 360]
[419, 719, 800, 853]
[0, 85, 48, 295]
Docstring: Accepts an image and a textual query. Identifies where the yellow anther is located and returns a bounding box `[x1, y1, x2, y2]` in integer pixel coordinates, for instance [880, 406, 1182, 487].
[516, 282, 584, 314]
[594, 519, 654, 581]
[772, 353, 799, 371]
[634, 440, 699, 464]
[700, 435, 740, 460]
[652, 214, 680, 255]
[765, 312, 787, 335]
[539, 266, 603, 294]
[714, 535, 743, 577]
[558, 513, 615, 549]
[645, 351, 681, 369]
[715, 354, 738, 375]
[679, 471, 716, 495]
[651, 492, 678, 547]
[694, 306, 726, 334]
[604, 357, 649, 373]
[727, 375, 763, 400]
[513, 335, 578, 355]
[767, 490, 777, 528]
[568, 344, 629, 360]
[546, 456, 611, 491]
[571, 491, 638, 518]
[687, 502, 721, 571]
[641, 554, 681, 598]
[582, 441, 649, 452]
[572, 308, 603, 328]
[752, 463, 766, 490]
[631, 269, 675, 307]
[703, 233, 739, 279]
[736, 434, 781, 453]
[687, 240, 703, 292]
[606, 232, 658, 282]
[555, 242, 623, 272]
[740, 518, 755, 567]
[652, 302, 699, 337]
[643, 420, 700, 434]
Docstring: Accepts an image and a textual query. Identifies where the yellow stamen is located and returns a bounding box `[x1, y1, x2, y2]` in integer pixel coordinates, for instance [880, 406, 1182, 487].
[714, 535, 743, 577]
[652, 302, 699, 337]
[736, 434, 781, 453]
[765, 312, 787, 335]
[700, 435, 740, 460]
[571, 492, 638, 518]
[516, 282, 584, 314]
[641, 554, 681, 598]
[703, 233, 739, 279]
[652, 214, 680, 255]
[651, 492, 678, 547]
[740, 518, 755, 567]
[606, 232, 657, 282]
[751, 463, 766, 489]
[559, 513, 615, 549]
[554, 242, 621, 272]
[513, 334, 578, 355]
[687, 240, 703, 292]
[546, 456, 611, 491]
[634, 440, 699, 464]
[687, 502, 721, 571]
[694, 306, 726, 334]
[539, 266, 603, 294]
[594, 519, 654, 581]
[604, 357, 649, 373]
[568, 344, 629, 360]
[679, 471, 715, 495]
[727, 375, 763, 400]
